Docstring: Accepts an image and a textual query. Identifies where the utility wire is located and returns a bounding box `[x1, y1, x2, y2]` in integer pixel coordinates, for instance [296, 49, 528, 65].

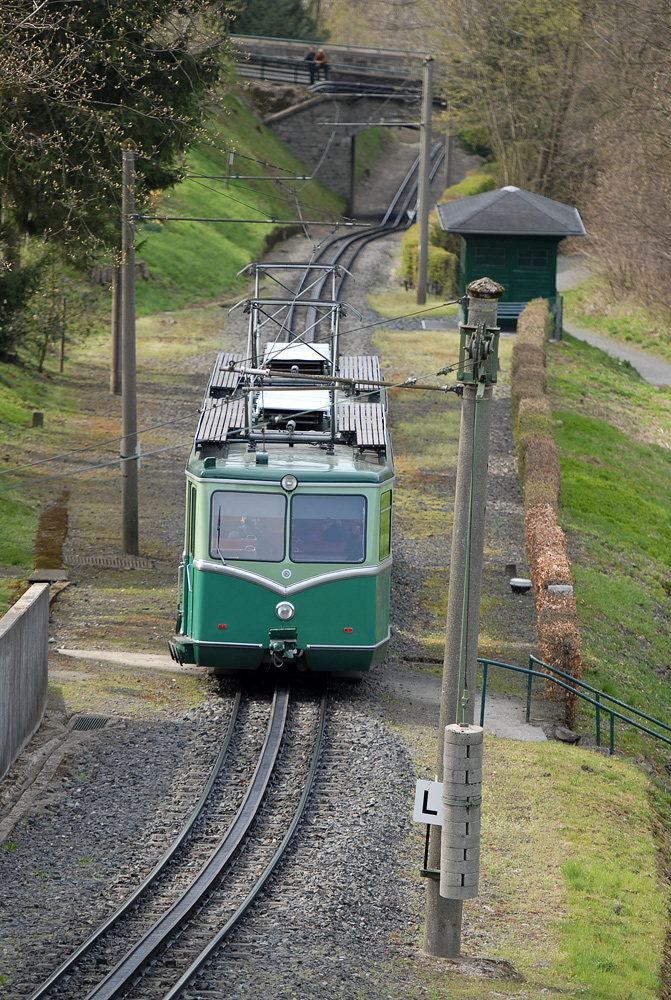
[0, 356, 471, 492]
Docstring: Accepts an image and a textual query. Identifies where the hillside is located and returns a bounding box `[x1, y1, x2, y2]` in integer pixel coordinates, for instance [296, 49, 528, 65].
[133, 94, 345, 314]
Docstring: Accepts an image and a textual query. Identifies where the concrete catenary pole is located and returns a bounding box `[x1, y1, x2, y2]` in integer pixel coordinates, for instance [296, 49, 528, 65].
[110, 261, 121, 395]
[120, 140, 139, 555]
[416, 55, 434, 305]
[423, 277, 503, 957]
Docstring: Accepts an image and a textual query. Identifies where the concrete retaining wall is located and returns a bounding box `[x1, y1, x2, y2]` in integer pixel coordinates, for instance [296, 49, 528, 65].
[265, 96, 411, 205]
[0, 583, 49, 781]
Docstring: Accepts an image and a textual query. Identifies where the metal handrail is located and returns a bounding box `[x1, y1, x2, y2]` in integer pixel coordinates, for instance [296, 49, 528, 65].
[230, 34, 429, 57]
[236, 51, 412, 80]
[478, 655, 671, 756]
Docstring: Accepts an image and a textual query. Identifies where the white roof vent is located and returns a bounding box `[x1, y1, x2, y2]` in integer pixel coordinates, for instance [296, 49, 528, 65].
[501, 185, 519, 192]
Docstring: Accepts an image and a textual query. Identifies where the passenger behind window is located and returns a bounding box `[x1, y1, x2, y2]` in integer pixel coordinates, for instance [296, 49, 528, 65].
[344, 521, 364, 562]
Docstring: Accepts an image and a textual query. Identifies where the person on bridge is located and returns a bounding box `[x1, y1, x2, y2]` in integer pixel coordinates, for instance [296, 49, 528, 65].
[304, 45, 317, 84]
[314, 48, 329, 80]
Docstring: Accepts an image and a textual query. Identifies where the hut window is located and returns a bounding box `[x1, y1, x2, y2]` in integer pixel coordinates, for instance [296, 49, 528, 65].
[474, 246, 506, 267]
[517, 247, 548, 268]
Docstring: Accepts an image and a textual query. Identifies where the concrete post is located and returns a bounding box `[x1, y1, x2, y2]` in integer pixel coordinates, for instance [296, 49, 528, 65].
[445, 129, 453, 190]
[416, 55, 433, 305]
[347, 134, 356, 219]
[120, 141, 139, 555]
[110, 261, 121, 395]
[423, 278, 502, 957]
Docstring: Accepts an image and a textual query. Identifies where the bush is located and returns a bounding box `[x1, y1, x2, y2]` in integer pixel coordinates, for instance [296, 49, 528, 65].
[399, 228, 457, 297]
[400, 224, 420, 284]
[427, 245, 457, 297]
[438, 169, 497, 205]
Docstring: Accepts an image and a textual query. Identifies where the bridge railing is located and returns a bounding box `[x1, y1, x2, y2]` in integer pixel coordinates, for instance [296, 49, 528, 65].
[234, 51, 414, 86]
[230, 34, 428, 59]
[478, 654, 671, 755]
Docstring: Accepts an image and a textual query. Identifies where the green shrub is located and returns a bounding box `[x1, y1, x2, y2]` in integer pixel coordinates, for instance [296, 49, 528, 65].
[400, 224, 420, 283]
[399, 227, 457, 297]
[438, 169, 497, 205]
[427, 246, 457, 297]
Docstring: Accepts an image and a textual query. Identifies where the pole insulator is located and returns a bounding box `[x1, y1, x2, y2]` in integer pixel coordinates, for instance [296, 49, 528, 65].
[440, 724, 483, 900]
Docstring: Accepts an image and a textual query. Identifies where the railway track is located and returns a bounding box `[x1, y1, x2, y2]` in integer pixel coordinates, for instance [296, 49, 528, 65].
[28, 682, 327, 1000]
[280, 140, 445, 344]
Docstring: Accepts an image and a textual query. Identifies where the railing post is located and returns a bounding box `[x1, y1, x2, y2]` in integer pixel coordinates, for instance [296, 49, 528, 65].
[526, 658, 533, 722]
[479, 660, 488, 728]
[595, 693, 601, 748]
[609, 712, 615, 756]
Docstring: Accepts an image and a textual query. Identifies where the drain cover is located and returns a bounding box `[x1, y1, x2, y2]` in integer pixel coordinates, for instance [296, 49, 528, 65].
[65, 554, 156, 570]
[73, 716, 109, 731]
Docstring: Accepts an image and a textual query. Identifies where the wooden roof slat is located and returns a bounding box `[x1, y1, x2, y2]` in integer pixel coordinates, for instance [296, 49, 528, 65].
[338, 401, 386, 447]
[195, 398, 246, 445]
[339, 355, 381, 392]
[207, 352, 244, 395]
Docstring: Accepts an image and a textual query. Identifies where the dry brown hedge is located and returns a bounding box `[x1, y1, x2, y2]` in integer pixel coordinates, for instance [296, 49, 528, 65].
[513, 301, 582, 722]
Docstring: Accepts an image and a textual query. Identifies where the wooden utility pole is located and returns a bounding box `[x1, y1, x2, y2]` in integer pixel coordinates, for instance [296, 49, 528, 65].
[416, 55, 433, 305]
[120, 140, 139, 555]
[423, 277, 503, 957]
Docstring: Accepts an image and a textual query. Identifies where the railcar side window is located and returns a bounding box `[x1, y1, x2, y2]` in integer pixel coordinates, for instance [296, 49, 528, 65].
[210, 492, 286, 562]
[379, 489, 392, 559]
[290, 494, 366, 563]
[187, 483, 196, 555]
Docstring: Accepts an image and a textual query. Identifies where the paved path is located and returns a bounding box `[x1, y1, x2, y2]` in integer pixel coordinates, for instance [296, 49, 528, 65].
[562, 322, 671, 386]
[557, 254, 671, 386]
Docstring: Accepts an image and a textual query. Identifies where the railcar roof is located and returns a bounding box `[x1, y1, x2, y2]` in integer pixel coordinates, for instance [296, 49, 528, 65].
[187, 440, 394, 484]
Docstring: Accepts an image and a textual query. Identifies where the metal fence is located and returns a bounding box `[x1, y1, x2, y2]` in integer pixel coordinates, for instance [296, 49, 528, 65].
[478, 654, 671, 755]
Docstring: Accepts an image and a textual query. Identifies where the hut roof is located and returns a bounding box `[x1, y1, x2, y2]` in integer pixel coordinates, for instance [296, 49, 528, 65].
[436, 185, 586, 237]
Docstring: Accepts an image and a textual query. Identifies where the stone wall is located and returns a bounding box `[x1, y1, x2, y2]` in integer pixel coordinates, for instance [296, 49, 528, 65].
[0, 584, 50, 781]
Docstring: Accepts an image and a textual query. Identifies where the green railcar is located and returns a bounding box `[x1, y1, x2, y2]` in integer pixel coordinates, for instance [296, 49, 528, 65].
[168, 263, 394, 675]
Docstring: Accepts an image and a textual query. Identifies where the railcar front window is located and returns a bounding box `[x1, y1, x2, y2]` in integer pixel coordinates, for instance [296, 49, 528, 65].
[210, 492, 286, 562]
[290, 494, 366, 563]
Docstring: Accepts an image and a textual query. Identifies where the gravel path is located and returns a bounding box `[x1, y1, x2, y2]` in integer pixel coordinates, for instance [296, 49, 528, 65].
[0, 146, 544, 999]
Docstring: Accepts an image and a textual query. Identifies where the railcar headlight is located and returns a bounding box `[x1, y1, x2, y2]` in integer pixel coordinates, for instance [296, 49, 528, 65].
[281, 474, 298, 491]
[275, 601, 295, 621]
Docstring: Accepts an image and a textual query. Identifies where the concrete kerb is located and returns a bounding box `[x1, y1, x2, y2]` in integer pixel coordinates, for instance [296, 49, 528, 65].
[55, 647, 206, 675]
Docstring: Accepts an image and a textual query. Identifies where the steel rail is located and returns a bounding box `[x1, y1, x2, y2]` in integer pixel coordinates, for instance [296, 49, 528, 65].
[27, 689, 243, 1000]
[162, 684, 329, 999]
[295, 142, 444, 345]
[84, 681, 290, 1000]
[277, 142, 435, 348]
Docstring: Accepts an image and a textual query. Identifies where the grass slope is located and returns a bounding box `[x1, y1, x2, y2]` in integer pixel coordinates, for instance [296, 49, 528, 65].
[134, 96, 344, 314]
[547, 333, 671, 754]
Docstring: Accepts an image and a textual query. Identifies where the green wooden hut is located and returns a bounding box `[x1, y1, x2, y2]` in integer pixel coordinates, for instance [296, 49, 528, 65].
[435, 185, 585, 328]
